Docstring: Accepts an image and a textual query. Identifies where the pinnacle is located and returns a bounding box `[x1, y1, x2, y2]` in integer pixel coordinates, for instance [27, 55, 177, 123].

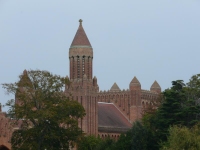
[110, 82, 121, 92]
[151, 80, 161, 89]
[18, 69, 32, 87]
[130, 76, 141, 86]
[71, 19, 91, 47]
[23, 69, 27, 75]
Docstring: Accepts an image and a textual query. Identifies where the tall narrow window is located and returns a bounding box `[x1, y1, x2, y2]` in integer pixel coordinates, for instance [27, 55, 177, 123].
[88, 57, 90, 79]
[77, 56, 80, 78]
[72, 57, 75, 79]
[82, 56, 85, 76]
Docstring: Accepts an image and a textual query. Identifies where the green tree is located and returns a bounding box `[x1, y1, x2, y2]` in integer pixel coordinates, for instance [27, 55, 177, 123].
[130, 121, 156, 150]
[142, 75, 200, 149]
[184, 74, 200, 126]
[95, 136, 116, 150]
[161, 124, 200, 150]
[114, 132, 131, 150]
[77, 135, 101, 150]
[2, 70, 85, 150]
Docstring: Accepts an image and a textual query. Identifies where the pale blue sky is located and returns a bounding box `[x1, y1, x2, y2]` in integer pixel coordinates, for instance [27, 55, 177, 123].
[0, 0, 200, 111]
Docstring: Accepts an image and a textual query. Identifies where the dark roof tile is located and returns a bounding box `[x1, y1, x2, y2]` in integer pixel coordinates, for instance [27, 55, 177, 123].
[71, 19, 91, 47]
[98, 102, 131, 128]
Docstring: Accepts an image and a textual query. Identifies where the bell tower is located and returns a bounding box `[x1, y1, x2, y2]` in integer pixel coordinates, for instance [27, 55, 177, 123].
[69, 19, 93, 80]
[66, 20, 98, 136]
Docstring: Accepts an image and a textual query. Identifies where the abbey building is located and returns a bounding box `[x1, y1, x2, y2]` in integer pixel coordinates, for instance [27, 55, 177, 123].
[64, 19, 161, 138]
[0, 20, 161, 149]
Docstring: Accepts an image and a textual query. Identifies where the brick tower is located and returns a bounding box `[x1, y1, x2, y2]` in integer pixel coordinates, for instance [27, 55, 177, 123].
[65, 19, 98, 136]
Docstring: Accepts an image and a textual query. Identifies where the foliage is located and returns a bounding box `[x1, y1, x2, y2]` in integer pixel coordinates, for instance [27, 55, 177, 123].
[114, 133, 131, 150]
[77, 135, 116, 150]
[161, 124, 200, 150]
[77, 135, 101, 150]
[95, 136, 116, 150]
[142, 74, 200, 149]
[2, 70, 85, 150]
[130, 121, 157, 150]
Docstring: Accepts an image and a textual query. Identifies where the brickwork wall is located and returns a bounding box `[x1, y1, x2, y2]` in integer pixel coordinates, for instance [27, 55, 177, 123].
[98, 132, 120, 140]
[0, 113, 12, 149]
[96, 88, 160, 123]
[97, 90, 130, 120]
[65, 78, 98, 136]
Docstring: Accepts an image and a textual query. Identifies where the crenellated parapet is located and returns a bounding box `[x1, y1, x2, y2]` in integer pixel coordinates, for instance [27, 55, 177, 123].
[96, 88, 130, 119]
[141, 89, 160, 108]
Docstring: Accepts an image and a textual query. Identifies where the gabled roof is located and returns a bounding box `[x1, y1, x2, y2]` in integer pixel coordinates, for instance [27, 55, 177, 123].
[71, 19, 91, 47]
[130, 76, 141, 86]
[98, 102, 131, 129]
[110, 82, 121, 92]
[151, 80, 161, 89]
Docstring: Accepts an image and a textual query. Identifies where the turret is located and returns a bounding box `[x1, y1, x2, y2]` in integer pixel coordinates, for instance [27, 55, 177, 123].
[16, 69, 32, 105]
[18, 69, 32, 87]
[93, 76, 97, 86]
[150, 80, 161, 93]
[129, 76, 141, 90]
[129, 76, 142, 122]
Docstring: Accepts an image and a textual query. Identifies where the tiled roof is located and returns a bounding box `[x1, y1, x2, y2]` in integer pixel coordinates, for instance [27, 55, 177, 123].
[110, 82, 121, 92]
[151, 80, 161, 89]
[71, 19, 91, 47]
[98, 102, 132, 129]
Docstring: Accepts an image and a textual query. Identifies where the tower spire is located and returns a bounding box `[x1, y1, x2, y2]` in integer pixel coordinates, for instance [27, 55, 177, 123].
[70, 19, 91, 47]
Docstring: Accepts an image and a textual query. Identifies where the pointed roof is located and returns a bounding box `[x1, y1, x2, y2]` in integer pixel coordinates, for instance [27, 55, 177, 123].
[130, 76, 141, 86]
[18, 69, 32, 87]
[71, 19, 91, 47]
[151, 80, 161, 89]
[110, 82, 121, 92]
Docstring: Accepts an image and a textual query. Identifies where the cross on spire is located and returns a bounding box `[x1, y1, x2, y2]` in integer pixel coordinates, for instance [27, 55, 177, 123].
[79, 19, 83, 25]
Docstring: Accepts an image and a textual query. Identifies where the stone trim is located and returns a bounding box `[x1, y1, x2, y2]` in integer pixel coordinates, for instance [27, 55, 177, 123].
[70, 45, 92, 49]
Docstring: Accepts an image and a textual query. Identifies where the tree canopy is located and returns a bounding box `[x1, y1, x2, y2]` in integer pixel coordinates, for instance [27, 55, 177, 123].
[141, 74, 200, 149]
[161, 124, 200, 150]
[2, 70, 85, 150]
